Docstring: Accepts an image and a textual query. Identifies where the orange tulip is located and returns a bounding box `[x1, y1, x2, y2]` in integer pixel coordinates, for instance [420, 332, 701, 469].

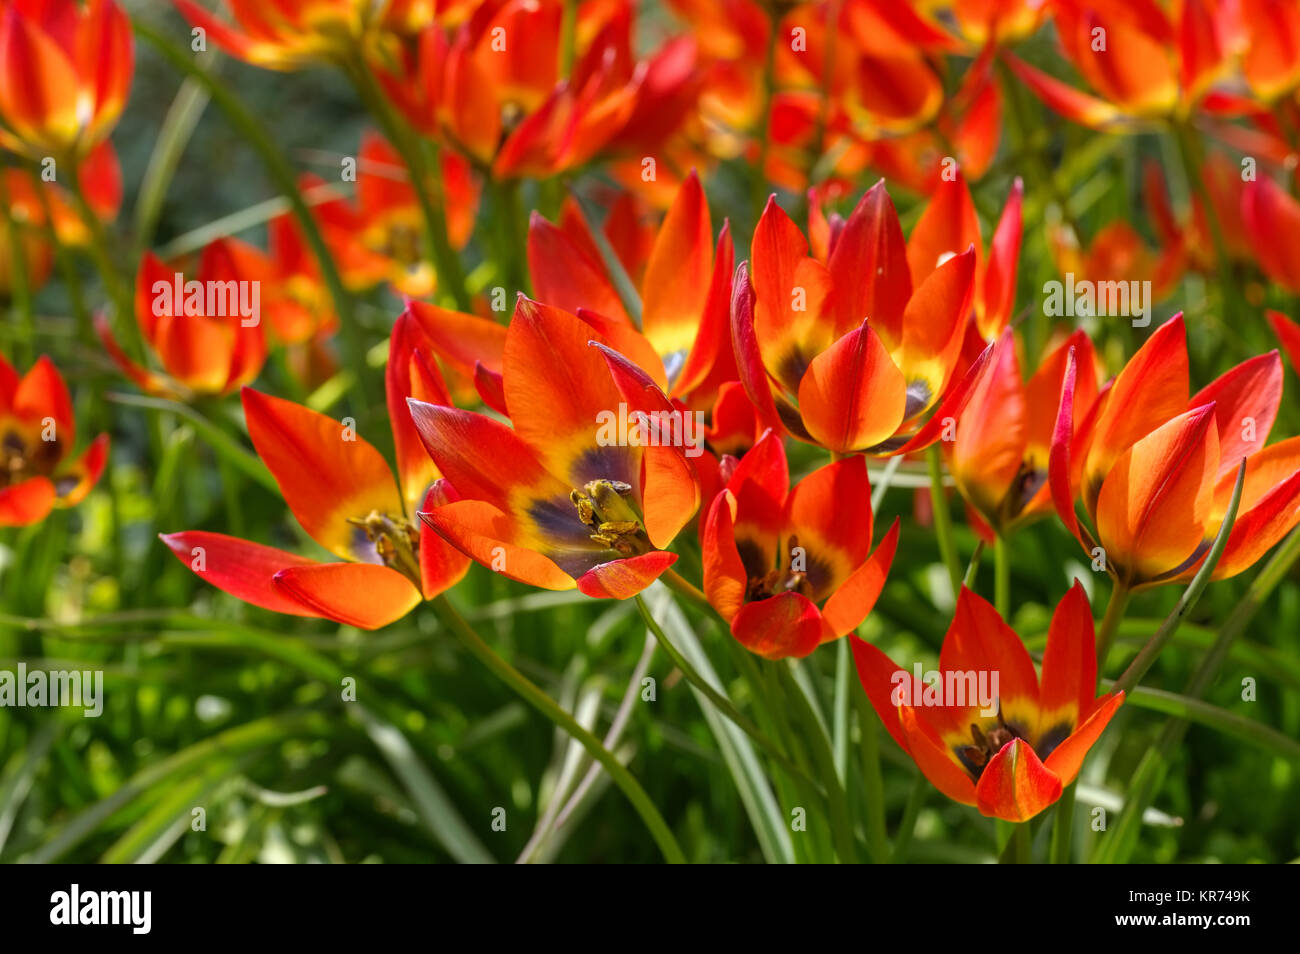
[0, 353, 109, 527]
[162, 312, 469, 629]
[408, 296, 700, 599]
[853, 582, 1124, 823]
[732, 179, 993, 456]
[702, 429, 898, 659]
[1006, 0, 1233, 129]
[98, 241, 270, 400]
[950, 330, 1099, 538]
[1050, 313, 1300, 589]
[0, 0, 132, 160]
[174, 0, 425, 70]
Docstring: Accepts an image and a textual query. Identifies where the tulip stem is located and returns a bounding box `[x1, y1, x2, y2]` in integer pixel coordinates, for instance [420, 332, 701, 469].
[345, 52, 473, 314]
[0, 173, 35, 366]
[1094, 582, 1131, 673]
[993, 534, 1011, 618]
[890, 772, 927, 863]
[926, 444, 963, 597]
[431, 596, 686, 863]
[1049, 782, 1077, 863]
[661, 567, 712, 611]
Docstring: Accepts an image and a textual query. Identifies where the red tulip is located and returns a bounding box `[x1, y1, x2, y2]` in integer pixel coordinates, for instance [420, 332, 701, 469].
[853, 582, 1124, 823]
[0, 353, 109, 526]
[702, 430, 898, 660]
[162, 312, 469, 629]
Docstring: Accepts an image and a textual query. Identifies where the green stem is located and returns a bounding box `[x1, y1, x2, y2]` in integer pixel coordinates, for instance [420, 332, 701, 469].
[660, 566, 711, 611]
[1094, 582, 1131, 673]
[1049, 782, 1077, 863]
[432, 596, 685, 863]
[993, 533, 1010, 618]
[926, 444, 963, 596]
[890, 772, 927, 863]
[347, 52, 472, 312]
[0, 174, 35, 365]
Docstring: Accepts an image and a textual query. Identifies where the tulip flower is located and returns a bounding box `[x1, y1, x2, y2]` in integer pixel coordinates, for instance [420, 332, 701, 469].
[1050, 313, 1300, 589]
[1005, 0, 1233, 129]
[949, 330, 1099, 538]
[162, 312, 469, 629]
[98, 241, 270, 401]
[3, 142, 124, 247]
[0, 353, 109, 527]
[407, 296, 699, 599]
[528, 171, 735, 410]
[732, 179, 992, 455]
[702, 429, 898, 659]
[374, 0, 695, 180]
[852, 582, 1125, 823]
[174, 0, 426, 70]
[1229, 0, 1300, 103]
[0, 0, 132, 160]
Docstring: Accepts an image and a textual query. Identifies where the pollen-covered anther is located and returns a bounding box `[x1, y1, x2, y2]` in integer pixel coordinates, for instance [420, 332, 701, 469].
[571, 479, 651, 555]
[348, 509, 423, 588]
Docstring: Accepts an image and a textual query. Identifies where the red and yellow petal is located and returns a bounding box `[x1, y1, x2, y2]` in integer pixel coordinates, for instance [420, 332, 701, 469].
[53, 433, 109, 507]
[1036, 581, 1097, 735]
[827, 179, 911, 344]
[1094, 403, 1219, 584]
[241, 388, 404, 561]
[1191, 351, 1282, 477]
[939, 587, 1041, 727]
[797, 321, 907, 454]
[1043, 692, 1125, 787]
[420, 498, 576, 591]
[821, 519, 899, 639]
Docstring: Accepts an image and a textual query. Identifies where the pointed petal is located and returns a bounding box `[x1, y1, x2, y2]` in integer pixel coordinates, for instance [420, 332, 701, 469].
[241, 388, 403, 561]
[575, 550, 678, 599]
[0, 476, 55, 526]
[974, 738, 1063, 822]
[274, 562, 422, 630]
[1037, 581, 1097, 734]
[730, 591, 832, 660]
[821, 519, 899, 639]
[1043, 692, 1125, 786]
[420, 498, 576, 591]
[159, 531, 323, 618]
[797, 321, 907, 454]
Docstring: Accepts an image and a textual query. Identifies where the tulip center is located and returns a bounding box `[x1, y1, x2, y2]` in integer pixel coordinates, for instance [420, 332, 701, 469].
[348, 510, 423, 589]
[744, 535, 813, 602]
[570, 479, 652, 556]
[958, 705, 1029, 779]
[1, 430, 58, 486]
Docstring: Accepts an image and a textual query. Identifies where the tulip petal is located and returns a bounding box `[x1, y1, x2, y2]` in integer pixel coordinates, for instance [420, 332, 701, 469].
[730, 591, 831, 660]
[797, 321, 907, 454]
[821, 520, 899, 639]
[974, 738, 1062, 822]
[1037, 581, 1097, 735]
[273, 562, 423, 630]
[1043, 692, 1125, 786]
[159, 531, 323, 618]
[0, 476, 56, 526]
[241, 388, 404, 562]
[576, 550, 678, 600]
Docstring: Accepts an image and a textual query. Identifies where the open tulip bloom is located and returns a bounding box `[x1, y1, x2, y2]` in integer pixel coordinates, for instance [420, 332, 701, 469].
[0, 354, 108, 526]
[407, 295, 699, 599]
[1051, 313, 1300, 590]
[853, 583, 1125, 823]
[703, 429, 898, 660]
[161, 313, 469, 629]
